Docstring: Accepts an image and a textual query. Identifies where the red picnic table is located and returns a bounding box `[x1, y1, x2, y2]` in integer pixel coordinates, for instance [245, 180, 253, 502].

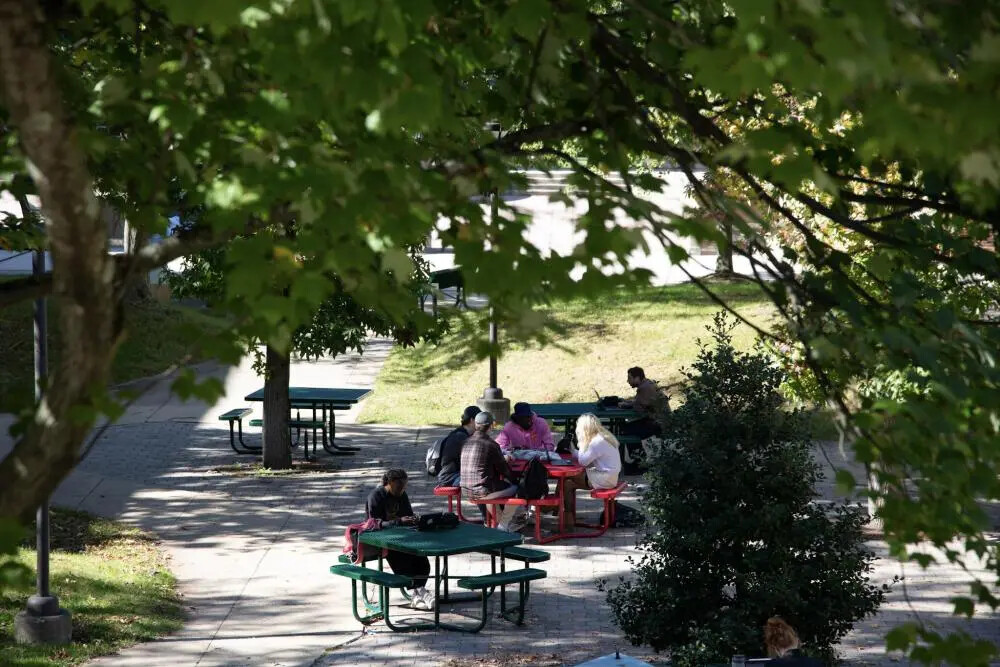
[478, 455, 625, 544]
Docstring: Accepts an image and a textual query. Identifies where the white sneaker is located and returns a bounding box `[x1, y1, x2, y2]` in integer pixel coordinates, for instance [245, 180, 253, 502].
[420, 589, 436, 609]
[406, 588, 424, 609]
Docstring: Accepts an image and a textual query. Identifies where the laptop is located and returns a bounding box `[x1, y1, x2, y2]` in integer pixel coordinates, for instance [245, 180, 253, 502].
[594, 388, 620, 409]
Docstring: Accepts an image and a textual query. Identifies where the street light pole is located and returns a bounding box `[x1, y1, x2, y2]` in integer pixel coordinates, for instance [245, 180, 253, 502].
[15, 246, 72, 644]
[477, 167, 511, 422]
[488, 187, 499, 391]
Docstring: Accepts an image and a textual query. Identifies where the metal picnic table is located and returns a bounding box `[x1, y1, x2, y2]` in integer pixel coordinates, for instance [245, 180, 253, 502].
[531, 401, 639, 436]
[244, 386, 371, 455]
[357, 523, 535, 632]
[506, 456, 586, 543]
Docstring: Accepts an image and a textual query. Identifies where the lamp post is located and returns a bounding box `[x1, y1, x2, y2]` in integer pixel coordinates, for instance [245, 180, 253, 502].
[14, 242, 72, 644]
[476, 123, 511, 422]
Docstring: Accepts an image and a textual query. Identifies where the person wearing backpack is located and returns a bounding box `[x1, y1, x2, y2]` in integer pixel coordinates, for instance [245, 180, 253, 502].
[563, 413, 622, 531]
[460, 411, 527, 532]
[365, 469, 434, 610]
[434, 406, 489, 521]
[434, 406, 480, 487]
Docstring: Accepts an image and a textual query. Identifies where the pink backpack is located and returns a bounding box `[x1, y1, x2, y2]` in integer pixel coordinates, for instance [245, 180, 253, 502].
[342, 517, 386, 564]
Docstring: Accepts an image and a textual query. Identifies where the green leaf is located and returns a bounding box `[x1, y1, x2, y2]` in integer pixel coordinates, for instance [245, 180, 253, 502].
[886, 624, 918, 652]
[951, 596, 975, 618]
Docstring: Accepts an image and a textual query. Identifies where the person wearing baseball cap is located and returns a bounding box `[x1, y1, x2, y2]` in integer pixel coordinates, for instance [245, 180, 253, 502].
[460, 411, 527, 532]
[434, 406, 489, 522]
[495, 401, 554, 456]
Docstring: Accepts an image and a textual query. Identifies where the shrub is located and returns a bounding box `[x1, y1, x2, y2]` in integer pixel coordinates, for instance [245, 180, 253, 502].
[607, 313, 888, 666]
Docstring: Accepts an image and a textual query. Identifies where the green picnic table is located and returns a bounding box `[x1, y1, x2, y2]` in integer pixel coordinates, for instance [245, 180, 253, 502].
[343, 523, 545, 632]
[421, 267, 465, 315]
[244, 387, 371, 455]
[530, 401, 639, 435]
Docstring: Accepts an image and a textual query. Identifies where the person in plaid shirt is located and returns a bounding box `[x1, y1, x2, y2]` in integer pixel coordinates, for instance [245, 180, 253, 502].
[460, 411, 527, 532]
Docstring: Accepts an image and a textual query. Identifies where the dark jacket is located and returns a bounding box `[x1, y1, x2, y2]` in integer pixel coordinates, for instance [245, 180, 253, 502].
[460, 431, 513, 497]
[365, 486, 414, 527]
[437, 426, 471, 484]
[769, 650, 823, 667]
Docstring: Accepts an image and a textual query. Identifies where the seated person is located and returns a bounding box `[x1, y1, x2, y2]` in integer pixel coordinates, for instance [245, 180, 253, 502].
[563, 413, 622, 530]
[619, 366, 667, 440]
[365, 469, 434, 610]
[437, 405, 488, 521]
[436, 405, 480, 488]
[496, 402, 554, 456]
[460, 411, 527, 532]
[764, 617, 822, 666]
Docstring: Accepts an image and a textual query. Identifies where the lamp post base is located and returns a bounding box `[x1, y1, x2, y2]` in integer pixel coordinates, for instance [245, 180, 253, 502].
[15, 600, 72, 645]
[477, 387, 511, 423]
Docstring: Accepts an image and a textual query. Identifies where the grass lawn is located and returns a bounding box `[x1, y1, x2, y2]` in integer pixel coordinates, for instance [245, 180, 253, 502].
[359, 281, 778, 426]
[0, 299, 229, 413]
[0, 509, 183, 666]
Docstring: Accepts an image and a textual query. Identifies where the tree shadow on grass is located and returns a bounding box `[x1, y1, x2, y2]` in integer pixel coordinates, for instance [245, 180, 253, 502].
[20, 507, 158, 553]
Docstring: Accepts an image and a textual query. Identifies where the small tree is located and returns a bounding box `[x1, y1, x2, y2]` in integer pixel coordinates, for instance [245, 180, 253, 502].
[607, 314, 888, 666]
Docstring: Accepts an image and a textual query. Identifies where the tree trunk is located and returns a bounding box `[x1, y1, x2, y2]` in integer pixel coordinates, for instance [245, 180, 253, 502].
[716, 218, 734, 277]
[0, 0, 119, 523]
[262, 344, 292, 469]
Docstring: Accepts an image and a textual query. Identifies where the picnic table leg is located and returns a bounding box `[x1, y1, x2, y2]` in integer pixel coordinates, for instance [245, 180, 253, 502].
[228, 419, 260, 455]
[235, 419, 262, 452]
[321, 404, 361, 454]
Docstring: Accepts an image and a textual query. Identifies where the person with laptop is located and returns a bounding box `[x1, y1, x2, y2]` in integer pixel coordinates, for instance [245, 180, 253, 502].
[496, 402, 555, 456]
[365, 469, 434, 610]
[460, 411, 527, 532]
[618, 366, 668, 440]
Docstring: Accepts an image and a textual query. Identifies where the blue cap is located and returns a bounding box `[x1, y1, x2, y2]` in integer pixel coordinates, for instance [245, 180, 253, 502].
[512, 402, 532, 417]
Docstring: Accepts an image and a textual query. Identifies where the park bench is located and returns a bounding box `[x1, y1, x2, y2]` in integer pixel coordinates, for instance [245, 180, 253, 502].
[455, 567, 547, 625]
[477, 494, 562, 543]
[573, 481, 629, 539]
[330, 563, 413, 626]
[218, 408, 258, 455]
[432, 486, 483, 523]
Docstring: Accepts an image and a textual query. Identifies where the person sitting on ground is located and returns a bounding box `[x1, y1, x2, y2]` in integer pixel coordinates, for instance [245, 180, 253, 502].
[436, 405, 488, 521]
[460, 411, 527, 532]
[563, 413, 623, 531]
[496, 401, 554, 456]
[764, 617, 822, 666]
[618, 366, 668, 440]
[365, 469, 434, 610]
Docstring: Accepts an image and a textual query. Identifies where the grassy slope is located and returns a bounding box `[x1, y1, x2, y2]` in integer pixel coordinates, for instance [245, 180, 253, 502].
[0, 300, 229, 413]
[0, 509, 183, 666]
[359, 281, 776, 426]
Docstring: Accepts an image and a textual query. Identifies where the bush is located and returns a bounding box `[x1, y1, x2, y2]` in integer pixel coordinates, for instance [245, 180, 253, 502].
[607, 313, 888, 666]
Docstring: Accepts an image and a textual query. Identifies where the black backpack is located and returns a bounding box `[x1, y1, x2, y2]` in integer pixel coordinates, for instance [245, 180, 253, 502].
[516, 458, 549, 500]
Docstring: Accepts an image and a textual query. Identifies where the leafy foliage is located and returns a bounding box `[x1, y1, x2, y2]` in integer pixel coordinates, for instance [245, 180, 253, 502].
[607, 315, 887, 666]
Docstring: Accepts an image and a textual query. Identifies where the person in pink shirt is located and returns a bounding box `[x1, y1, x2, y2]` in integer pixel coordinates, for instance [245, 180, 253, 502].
[496, 402, 554, 454]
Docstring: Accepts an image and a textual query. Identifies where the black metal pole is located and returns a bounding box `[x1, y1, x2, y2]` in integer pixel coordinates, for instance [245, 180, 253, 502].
[488, 187, 499, 389]
[488, 308, 498, 389]
[32, 248, 53, 605]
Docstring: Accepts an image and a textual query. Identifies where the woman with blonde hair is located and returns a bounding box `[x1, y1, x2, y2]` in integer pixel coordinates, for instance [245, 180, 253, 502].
[563, 413, 622, 530]
[764, 617, 821, 666]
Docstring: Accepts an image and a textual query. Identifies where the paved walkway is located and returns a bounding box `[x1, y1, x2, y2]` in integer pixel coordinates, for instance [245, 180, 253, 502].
[2, 340, 998, 666]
